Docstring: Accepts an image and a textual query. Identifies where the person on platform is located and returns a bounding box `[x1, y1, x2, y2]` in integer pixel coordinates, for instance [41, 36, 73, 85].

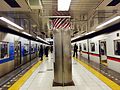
[50, 46, 53, 53]
[39, 45, 43, 60]
[45, 46, 49, 58]
[73, 43, 78, 58]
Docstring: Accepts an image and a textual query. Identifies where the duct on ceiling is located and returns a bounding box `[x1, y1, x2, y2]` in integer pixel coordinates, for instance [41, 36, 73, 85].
[28, 0, 43, 9]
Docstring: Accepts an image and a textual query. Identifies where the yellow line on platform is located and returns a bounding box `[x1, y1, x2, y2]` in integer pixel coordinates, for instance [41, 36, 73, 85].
[74, 57, 120, 90]
[8, 61, 43, 90]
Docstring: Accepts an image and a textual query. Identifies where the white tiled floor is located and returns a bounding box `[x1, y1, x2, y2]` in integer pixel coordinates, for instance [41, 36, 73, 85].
[20, 53, 111, 90]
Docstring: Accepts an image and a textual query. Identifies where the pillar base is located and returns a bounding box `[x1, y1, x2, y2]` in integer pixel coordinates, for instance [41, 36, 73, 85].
[53, 80, 75, 86]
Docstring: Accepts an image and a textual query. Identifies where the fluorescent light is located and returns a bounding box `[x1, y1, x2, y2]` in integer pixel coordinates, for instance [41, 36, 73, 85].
[0, 17, 24, 30]
[44, 16, 71, 18]
[71, 31, 96, 41]
[8, 25, 19, 32]
[22, 32, 32, 36]
[71, 36, 81, 41]
[37, 36, 42, 40]
[45, 38, 53, 42]
[85, 31, 95, 35]
[58, 0, 71, 11]
[37, 36, 50, 44]
[96, 16, 120, 29]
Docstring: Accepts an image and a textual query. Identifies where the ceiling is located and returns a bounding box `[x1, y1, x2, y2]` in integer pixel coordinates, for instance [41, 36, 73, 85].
[0, 0, 31, 11]
[0, 0, 119, 38]
[42, 0, 102, 19]
[0, 0, 103, 20]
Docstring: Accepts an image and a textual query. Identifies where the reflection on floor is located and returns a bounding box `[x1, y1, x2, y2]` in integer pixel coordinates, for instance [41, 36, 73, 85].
[20, 53, 111, 90]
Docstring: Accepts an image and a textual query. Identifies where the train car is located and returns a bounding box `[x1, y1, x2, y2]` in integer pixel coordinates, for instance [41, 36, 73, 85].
[73, 29, 120, 74]
[0, 29, 44, 77]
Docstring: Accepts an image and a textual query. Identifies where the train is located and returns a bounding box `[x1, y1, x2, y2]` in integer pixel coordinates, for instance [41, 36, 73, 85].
[72, 22, 120, 74]
[0, 26, 48, 77]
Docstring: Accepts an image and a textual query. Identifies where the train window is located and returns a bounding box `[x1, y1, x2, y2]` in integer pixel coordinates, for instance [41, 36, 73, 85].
[117, 33, 119, 37]
[91, 43, 95, 52]
[114, 40, 120, 55]
[83, 43, 86, 50]
[31, 47, 34, 52]
[0, 42, 9, 59]
[24, 44, 29, 55]
[31, 44, 35, 52]
[34, 44, 37, 52]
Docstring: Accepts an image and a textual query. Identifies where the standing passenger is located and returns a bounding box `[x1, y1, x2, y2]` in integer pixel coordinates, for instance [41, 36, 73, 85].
[39, 45, 43, 60]
[50, 46, 53, 53]
[73, 43, 78, 58]
[45, 46, 49, 57]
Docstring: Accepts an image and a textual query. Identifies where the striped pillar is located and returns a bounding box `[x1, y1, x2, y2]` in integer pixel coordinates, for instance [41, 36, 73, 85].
[49, 18, 71, 30]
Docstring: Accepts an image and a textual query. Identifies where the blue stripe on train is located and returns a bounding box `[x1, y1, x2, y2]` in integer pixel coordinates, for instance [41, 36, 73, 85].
[0, 42, 14, 64]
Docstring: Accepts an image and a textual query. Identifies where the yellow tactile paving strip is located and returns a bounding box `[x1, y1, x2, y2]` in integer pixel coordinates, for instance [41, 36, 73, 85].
[8, 61, 42, 90]
[74, 57, 120, 90]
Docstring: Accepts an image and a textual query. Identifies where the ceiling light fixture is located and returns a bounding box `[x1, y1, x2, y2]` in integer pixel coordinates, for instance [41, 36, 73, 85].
[0, 17, 24, 30]
[58, 0, 71, 11]
[45, 16, 71, 18]
[96, 16, 120, 29]
[37, 36, 50, 44]
[71, 36, 81, 41]
[85, 31, 95, 35]
[22, 32, 32, 36]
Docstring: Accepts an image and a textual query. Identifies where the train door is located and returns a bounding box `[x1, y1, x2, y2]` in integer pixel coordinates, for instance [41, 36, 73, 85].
[99, 40, 107, 66]
[14, 41, 21, 68]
